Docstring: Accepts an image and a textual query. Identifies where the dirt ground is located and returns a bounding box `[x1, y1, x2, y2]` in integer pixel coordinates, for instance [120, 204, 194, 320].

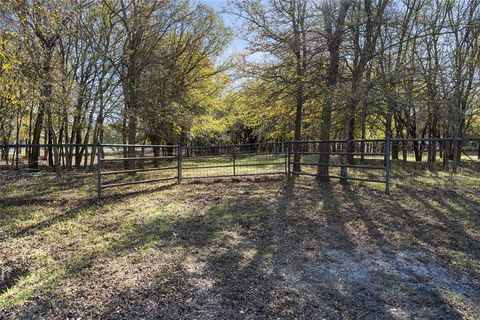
[0, 168, 479, 319]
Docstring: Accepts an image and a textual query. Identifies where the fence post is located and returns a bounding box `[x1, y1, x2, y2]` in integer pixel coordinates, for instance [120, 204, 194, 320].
[385, 137, 391, 195]
[177, 144, 182, 184]
[15, 144, 19, 170]
[287, 142, 291, 179]
[340, 140, 348, 183]
[96, 143, 102, 198]
[232, 146, 236, 176]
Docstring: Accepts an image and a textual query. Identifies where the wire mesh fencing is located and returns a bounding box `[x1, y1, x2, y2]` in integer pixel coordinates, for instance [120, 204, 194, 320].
[95, 142, 287, 196]
[388, 138, 480, 170]
[97, 144, 179, 196]
[181, 142, 287, 180]
[289, 139, 390, 192]
[1, 138, 479, 197]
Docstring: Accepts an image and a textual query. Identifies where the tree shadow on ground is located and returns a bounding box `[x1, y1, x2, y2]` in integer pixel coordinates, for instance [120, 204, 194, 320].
[88, 179, 303, 318]
[62, 180, 475, 318]
[392, 184, 480, 276]
[97, 180, 389, 318]
[341, 185, 476, 317]
[4, 178, 477, 319]
[0, 174, 91, 204]
[4, 183, 177, 239]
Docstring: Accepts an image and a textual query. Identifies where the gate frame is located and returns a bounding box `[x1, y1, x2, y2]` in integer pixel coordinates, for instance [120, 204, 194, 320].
[288, 139, 391, 194]
[96, 143, 179, 198]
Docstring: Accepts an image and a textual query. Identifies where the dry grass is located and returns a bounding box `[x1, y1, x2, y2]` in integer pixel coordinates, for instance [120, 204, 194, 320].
[0, 164, 479, 319]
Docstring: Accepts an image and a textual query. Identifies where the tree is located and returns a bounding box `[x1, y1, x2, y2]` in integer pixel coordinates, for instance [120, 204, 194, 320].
[231, 0, 320, 171]
[103, 0, 189, 169]
[1, 0, 74, 173]
[340, 0, 388, 178]
[317, 0, 352, 180]
[137, 4, 230, 146]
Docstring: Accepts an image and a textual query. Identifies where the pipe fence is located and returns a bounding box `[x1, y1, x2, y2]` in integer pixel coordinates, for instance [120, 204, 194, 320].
[180, 142, 287, 180]
[97, 144, 179, 197]
[1, 138, 479, 197]
[289, 139, 391, 193]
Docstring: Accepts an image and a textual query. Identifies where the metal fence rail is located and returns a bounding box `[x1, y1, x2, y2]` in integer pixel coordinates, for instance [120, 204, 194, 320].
[289, 139, 391, 193]
[386, 138, 480, 171]
[1, 138, 479, 197]
[180, 142, 287, 180]
[97, 144, 179, 197]
[0, 143, 97, 170]
[95, 142, 287, 196]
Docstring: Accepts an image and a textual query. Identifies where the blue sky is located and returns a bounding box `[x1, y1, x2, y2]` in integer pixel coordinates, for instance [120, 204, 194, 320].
[200, 0, 248, 62]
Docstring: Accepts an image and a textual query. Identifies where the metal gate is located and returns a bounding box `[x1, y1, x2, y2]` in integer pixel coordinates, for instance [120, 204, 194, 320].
[288, 139, 391, 193]
[180, 142, 287, 180]
[96, 144, 179, 197]
[96, 142, 287, 197]
[93, 138, 480, 197]
[95, 140, 391, 197]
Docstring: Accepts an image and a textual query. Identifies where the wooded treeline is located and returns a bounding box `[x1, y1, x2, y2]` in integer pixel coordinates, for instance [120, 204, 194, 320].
[1, 0, 479, 172]
[225, 0, 480, 167]
[0, 0, 230, 172]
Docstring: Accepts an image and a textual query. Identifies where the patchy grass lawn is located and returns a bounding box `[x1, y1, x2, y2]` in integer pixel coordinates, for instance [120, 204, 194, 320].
[0, 164, 479, 319]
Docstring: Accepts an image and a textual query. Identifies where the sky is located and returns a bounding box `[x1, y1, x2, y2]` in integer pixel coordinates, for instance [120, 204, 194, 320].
[200, 0, 248, 63]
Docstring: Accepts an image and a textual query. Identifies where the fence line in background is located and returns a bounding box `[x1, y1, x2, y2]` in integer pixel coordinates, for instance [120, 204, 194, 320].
[1, 138, 479, 197]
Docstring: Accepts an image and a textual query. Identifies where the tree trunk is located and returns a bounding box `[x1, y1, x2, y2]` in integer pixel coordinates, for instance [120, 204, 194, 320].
[48, 128, 54, 167]
[413, 140, 422, 162]
[317, 0, 350, 181]
[122, 111, 128, 169]
[123, 73, 138, 170]
[47, 108, 62, 176]
[292, 83, 303, 172]
[341, 81, 359, 180]
[29, 108, 44, 169]
[360, 106, 367, 163]
[127, 110, 137, 170]
[26, 105, 33, 160]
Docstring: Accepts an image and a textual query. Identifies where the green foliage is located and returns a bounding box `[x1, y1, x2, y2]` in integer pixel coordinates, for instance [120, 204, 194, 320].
[136, 3, 232, 144]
